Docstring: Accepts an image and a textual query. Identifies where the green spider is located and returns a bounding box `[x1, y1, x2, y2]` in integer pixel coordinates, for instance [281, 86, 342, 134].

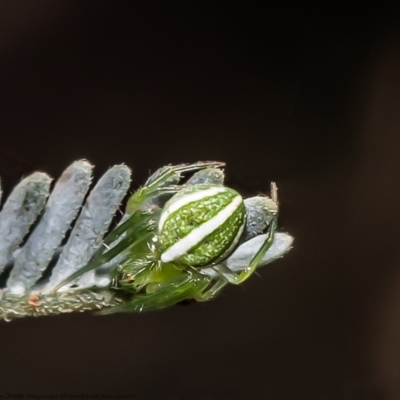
[53, 161, 292, 314]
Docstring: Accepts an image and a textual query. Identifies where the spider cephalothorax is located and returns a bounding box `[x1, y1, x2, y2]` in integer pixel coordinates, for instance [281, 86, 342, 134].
[50, 161, 291, 313]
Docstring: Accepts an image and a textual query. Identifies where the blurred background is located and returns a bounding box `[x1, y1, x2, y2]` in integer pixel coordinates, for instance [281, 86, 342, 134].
[0, 2, 400, 399]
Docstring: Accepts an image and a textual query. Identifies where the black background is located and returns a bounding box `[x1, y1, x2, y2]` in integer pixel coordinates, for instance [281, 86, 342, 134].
[1, 2, 400, 399]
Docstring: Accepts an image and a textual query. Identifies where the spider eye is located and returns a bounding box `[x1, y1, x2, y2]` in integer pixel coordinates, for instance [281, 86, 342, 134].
[158, 184, 246, 267]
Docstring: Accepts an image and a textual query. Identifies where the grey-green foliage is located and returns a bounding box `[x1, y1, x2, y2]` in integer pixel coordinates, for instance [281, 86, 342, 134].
[0, 172, 52, 275]
[0, 160, 131, 319]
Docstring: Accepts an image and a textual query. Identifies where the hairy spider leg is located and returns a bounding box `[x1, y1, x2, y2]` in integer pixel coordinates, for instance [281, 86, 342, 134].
[207, 182, 279, 285]
[185, 167, 225, 186]
[51, 210, 155, 292]
[235, 216, 278, 283]
[127, 161, 225, 213]
[144, 161, 224, 187]
[144, 166, 226, 210]
[193, 278, 228, 302]
[99, 272, 212, 313]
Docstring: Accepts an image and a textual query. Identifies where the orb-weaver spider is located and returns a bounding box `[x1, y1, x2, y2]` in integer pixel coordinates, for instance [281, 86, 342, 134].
[51, 161, 293, 314]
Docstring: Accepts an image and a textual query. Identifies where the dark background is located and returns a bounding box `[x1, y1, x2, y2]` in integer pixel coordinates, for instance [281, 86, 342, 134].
[0, 2, 400, 399]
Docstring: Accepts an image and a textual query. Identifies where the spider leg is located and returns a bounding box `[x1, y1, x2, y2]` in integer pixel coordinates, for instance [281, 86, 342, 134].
[209, 183, 279, 285]
[51, 210, 155, 292]
[99, 272, 212, 313]
[205, 216, 278, 286]
[186, 167, 225, 186]
[193, 278, 228, 302]
[234, 216, 278, 283]
[145, 161, 225, 186]
[127, 161, 225, 212]
[98, 208, 158, 250]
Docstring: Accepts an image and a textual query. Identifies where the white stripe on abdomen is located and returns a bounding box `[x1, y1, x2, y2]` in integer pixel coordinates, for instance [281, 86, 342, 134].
[161, 195, 243, 263]
[158, 186, 226, 231]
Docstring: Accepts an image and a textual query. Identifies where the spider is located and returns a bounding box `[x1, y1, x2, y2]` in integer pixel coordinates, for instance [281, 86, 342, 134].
[52, 161, 292, 313]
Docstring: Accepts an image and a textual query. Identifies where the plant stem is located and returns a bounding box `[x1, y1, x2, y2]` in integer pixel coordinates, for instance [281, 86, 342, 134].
[0, 289, 124, 321]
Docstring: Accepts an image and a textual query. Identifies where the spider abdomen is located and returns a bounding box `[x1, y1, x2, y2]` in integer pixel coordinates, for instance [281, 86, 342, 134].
[158, 185, 246, 267]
